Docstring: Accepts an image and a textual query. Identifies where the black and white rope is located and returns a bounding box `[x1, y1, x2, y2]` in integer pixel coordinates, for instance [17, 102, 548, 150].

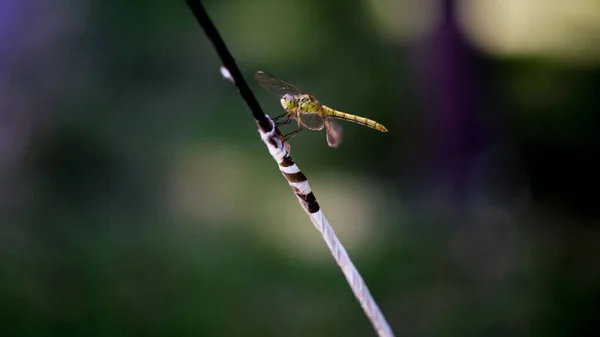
[257, 116, 394, 337]
[186, 1, 395, 335]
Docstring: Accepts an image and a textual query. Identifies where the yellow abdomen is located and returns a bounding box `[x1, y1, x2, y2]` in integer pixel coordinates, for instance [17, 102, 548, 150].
[322, 106, 388, 132]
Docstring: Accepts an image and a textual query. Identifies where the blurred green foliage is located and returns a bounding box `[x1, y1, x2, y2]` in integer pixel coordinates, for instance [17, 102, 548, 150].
[1, 0, 600, 336]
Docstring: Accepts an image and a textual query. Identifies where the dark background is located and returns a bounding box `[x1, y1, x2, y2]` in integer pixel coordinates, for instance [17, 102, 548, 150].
[1, 0, 599, 336]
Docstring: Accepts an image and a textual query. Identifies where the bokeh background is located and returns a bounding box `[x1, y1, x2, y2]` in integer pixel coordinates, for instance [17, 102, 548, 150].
[2, 0, 600, 336]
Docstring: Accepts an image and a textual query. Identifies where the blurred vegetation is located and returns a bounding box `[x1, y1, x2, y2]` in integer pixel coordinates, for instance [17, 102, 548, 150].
[1, 0, 599, 336]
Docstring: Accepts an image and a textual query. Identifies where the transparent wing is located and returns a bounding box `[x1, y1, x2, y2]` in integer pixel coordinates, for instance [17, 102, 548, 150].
[298, 112, 325, 131]
[324, 118, 343, 148]
[255, 71, 306, 98]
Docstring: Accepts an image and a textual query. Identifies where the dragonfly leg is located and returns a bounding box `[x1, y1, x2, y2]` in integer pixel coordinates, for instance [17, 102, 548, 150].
[271, 112, 289, 122]
[283, 127, 304, 142]
[274, 115, 293, 127]
[276, 118, 293, 127]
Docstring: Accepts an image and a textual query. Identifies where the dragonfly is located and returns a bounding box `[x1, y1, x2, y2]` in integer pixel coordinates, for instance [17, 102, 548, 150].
[255, 71, 388, 148]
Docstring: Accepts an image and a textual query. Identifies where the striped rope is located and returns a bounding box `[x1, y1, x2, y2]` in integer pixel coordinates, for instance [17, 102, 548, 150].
[257, 115, 395, 337]
[259, 125, 319, 213]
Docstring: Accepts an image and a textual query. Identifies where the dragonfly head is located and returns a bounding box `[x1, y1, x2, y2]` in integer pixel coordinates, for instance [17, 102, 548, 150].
[280, 93, 297, 111]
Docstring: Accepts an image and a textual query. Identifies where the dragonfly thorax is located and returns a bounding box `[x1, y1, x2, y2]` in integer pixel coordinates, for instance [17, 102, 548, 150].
[297, 94, 319, 113]
[280, 93, 320, 114]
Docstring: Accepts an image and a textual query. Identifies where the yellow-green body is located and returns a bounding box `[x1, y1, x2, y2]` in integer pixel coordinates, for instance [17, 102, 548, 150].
[284, 93, 388, 133]
[321, 105, 388, 132]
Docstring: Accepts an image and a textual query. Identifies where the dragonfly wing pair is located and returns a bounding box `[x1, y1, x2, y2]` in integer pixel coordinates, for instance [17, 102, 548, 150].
[254, 71, 305, 97]
[296, 111, 343, 147]
[294, 111, 343, 147]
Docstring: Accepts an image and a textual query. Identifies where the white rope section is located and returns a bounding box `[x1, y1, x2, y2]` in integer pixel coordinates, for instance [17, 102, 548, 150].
[258, 118, 395, 337]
